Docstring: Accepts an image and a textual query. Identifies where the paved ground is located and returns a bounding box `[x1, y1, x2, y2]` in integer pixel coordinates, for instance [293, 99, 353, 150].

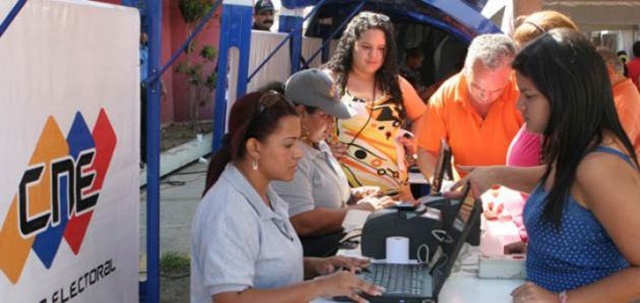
[140, 161, 205, 256]
[140, 161, 207, 302]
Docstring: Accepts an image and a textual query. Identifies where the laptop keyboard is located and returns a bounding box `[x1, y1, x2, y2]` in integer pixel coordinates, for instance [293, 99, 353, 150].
[361, 263, 426, 295]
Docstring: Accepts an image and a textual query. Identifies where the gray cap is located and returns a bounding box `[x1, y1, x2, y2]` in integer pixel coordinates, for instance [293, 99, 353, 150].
[285, 69, 356, 119]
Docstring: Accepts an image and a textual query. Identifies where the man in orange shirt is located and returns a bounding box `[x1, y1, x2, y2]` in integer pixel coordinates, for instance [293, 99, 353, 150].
[416, 34, 523, 181]
[597, 47, 640, 155]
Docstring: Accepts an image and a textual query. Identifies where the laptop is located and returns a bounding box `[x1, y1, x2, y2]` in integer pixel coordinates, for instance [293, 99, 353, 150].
[418, 140, 453, 206]
[429, 139, 453, 194]
[416, 140, 466, 233]
[338, 184, 481, 303]
[408, 139, 452, 198]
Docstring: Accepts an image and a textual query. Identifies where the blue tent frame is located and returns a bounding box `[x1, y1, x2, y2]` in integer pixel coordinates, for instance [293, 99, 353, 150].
[0, 0, 500, 302]
[212, 0, 501, 152]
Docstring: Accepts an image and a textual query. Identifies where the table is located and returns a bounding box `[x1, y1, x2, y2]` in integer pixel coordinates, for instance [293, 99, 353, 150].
[312, 246, 524, 303]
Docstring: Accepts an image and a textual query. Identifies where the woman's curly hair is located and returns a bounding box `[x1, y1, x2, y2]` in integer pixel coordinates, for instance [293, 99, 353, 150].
[323, 11, 402, 103]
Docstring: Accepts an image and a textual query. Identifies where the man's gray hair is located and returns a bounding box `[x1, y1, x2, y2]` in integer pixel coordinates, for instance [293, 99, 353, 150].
[464, 34, 517, 71]
[596, 46, 624, 75]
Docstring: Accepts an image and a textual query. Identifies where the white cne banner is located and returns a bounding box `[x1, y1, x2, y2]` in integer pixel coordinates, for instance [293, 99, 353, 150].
[0, 0, 140, 302]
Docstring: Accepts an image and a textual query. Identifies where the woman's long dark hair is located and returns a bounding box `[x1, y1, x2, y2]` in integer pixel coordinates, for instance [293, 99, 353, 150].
[203, 91, 298, 195]
[323, 11, 402, 105]
[513, 28, 638, 226]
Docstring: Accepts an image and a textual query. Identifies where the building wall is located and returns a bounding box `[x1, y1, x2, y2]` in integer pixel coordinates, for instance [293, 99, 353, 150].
[94, 0, 221, 123]
[168, 1, 221, 122]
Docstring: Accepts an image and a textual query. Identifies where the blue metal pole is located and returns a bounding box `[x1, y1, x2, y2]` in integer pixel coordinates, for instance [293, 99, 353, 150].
[278, 8, 303, 74]
[0, 0, 27, 39]
[290, 20, 302, 73]
[321, 34, 331, 63]
[212, 0, 253, 152]
[145, 0, 161, 302]
[246, 30, 295, 82]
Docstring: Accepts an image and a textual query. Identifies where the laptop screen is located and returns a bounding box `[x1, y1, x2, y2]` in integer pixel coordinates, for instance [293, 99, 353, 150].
[430, 139, 452, 194]
[450, 184, 476, 233]
[432, 183, 481, 293]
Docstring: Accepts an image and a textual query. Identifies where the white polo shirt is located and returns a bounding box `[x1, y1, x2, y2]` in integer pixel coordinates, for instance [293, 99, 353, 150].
[272, 141, 351, 217]
[190, 164, 304, 303]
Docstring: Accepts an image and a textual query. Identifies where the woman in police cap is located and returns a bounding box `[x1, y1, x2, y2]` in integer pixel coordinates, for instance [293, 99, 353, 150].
[272, 68, 396, 257]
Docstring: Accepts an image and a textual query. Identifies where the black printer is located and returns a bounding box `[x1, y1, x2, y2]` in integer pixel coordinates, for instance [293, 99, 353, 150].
[361, 205, 444, 261]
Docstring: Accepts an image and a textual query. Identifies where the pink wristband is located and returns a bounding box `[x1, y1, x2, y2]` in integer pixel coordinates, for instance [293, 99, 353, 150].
[558, 291, 568, 303]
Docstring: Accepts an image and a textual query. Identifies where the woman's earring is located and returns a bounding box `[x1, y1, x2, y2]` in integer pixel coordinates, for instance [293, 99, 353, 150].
[300, 124, 309, 141]
[252, 157, 258, 171]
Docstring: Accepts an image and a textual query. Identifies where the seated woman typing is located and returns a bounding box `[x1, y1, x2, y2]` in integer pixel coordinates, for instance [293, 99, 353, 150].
[272, 69, 396, 257]
[193, 91, 383, 303]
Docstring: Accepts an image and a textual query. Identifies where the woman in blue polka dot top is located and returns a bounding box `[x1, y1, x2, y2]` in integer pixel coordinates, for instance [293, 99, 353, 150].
[455, 29, 640, 303]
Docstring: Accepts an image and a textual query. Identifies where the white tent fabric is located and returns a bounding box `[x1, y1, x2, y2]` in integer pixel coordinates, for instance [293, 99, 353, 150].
[228, 30, 323, 97]
[0, 1, 18, 23]
[226, 31, 323, 128]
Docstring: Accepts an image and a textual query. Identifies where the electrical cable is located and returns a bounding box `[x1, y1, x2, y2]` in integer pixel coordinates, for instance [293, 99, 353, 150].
[170, 170, 207, 175]
[416, 244, 430, 264]
[339, 231, 363, 244]
[432, 229, 453, 243]
[344, 94, 375, 149]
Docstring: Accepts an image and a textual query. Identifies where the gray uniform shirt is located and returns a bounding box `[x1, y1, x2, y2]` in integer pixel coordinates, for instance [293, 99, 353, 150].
[190, 164, 304, 303]
[272, 141, 351, 217]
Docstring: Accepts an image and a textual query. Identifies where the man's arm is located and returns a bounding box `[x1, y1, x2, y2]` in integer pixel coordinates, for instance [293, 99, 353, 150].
[417, 147, 438, 182]
[414, 76, 450, 183]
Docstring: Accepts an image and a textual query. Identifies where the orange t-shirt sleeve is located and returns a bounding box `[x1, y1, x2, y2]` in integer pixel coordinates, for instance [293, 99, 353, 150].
[416, 87, 448, 155]
[613, 80, 640, 153]
[618, 106, 638, 139]
[399, 76, 426, 121]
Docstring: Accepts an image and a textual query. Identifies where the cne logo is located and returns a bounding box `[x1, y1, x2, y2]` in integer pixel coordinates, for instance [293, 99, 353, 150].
[0, 109, 117, 284]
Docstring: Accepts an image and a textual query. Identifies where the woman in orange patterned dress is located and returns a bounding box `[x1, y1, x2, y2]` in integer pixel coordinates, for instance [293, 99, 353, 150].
[324, 11, 426, 199]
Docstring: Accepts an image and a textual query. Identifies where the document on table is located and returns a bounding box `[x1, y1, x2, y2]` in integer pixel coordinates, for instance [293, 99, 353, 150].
[342, 209, 371, 233]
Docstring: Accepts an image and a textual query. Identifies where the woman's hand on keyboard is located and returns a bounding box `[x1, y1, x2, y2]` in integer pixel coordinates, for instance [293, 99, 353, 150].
[311, 256, 370, 276]
[315, 269, 385, 302]
[355, 196, 396, 211]
[351, 186, 381, 201]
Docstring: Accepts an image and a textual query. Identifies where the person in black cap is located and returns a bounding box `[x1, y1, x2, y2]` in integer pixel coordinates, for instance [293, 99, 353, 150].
[253, 0, 275, 31]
